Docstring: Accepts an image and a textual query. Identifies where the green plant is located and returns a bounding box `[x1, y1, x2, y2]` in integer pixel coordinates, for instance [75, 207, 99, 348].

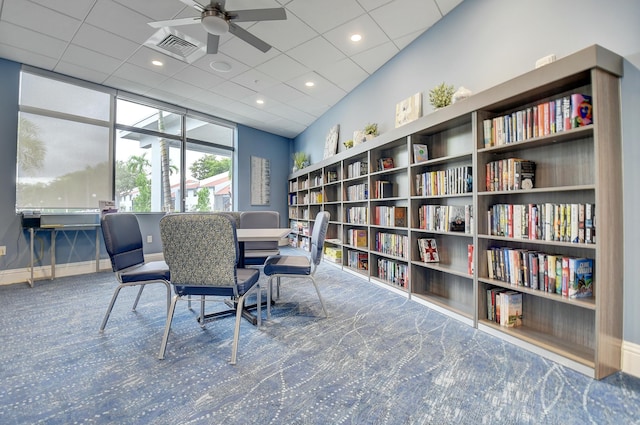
[293, 151, 308, 169]
[429, 82, 455, 109]
[343, 139, 354, 149]
[364, 123, 378, 136]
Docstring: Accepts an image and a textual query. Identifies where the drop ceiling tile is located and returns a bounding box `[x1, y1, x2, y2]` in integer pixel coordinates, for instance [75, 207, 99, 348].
[267, 102, 316, 126]
[54, 61, 111, 84]
[255, 53, 309, 81]
[0, 42, 59, 70]
[323, 14, 390, 56]
[0, 21, 68, 59]
[317, 58, 368, 92]
[210, 80, 257, 99]
[287, 36, 346, 70]
[103, 74, 155, 95]
[112, 0, 187, 21]
[28, 0, 95, 20]
[218, 35, 279, 68]
[126, 46, 189, 76]
[435, 0, 464, 15]
[152, 78, 204, 99]
[172, 65, 226, 90]
[246, 11, 317, 53]
[351, 41, 399, 74]
[188, 89, 235, 108]
[231, 68, 280, 93]
[259, 83, 306, 103]
[370, 0, 441, 39]
[191, 51, 250, 80]
[60, 44, 123, 74]
[112, 62, 168, 86]
[287, 94, 330, 117]
[145, 87, 188, 105]
[226, 0, 283, 10]
[2, 0, 82, 41]
[85, 0, 157, 45]
[392, 28, 426, 50]
[286, 0, 365, 33]
[71, 24, 140, 61]
[287, 72, 346, 105]
[356, 0, 394, 11]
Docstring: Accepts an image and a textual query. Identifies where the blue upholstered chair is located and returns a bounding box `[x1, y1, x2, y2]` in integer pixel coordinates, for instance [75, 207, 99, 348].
[262, 211, 330, 320]
[100, 213, 171, 332]
[158, 213, 260, 364]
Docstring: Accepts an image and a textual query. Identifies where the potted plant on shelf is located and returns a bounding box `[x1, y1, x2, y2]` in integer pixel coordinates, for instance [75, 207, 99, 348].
[429, 82, 455, 110]
[292, 151, 308, 172]
[343, 139, 354, 149]
[364, 123, 379, 141]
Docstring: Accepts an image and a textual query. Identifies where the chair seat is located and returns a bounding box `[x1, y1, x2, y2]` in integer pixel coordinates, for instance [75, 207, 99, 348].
[119, 260, 170, 283]
[174, 268, 260, 297]
[263, 255, 311, 276]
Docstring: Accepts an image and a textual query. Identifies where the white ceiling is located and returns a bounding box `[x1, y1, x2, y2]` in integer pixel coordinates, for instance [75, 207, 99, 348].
[0, 0, 463, 138]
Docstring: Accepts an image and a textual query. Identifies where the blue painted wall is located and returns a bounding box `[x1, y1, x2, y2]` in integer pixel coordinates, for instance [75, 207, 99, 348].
[293, 0, 640, 346]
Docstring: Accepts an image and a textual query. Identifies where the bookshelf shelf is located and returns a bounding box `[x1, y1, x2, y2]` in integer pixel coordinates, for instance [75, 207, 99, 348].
[287, 45, 622, 379]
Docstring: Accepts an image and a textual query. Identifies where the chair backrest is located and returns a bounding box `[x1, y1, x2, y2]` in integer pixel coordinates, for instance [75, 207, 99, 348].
[101, 213, 145, 272]
[310, 211, 330, 265]
[240, 211, 280, 250]
[160, 213, 238, 287]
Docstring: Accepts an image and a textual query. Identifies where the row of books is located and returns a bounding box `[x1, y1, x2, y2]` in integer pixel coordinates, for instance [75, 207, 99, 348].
[347, 250, 368, 270]
[374, 232, 409, 259]
[305, 191, 323, 204]
[324, 246, 342, 263]
[377, 157, 395, 171]
[372, 180, 394, 199]
[485, 158, 536, 192]
[486, 288, 523, 327]
[345, 207, 368, 224]
[346, 183, 368, 201]
[288, 193, 298, 205]
[482, 93, 593, 147]
[414, 165, 473, 196]
[417, 204, 473, 233]
[326, 171, 339, 183]
[486, 247, 594, 298]
[347, 160, 368, 178]
[376, 258, 408, 288]
[487, 203, 595, 244]
[290, 220, 310, 235]
[347, 229, 367, 247]
[373, 206, 407, 227]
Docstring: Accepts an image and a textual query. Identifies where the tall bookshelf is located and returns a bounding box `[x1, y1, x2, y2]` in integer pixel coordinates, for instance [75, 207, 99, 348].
[287, 45, 623, 379]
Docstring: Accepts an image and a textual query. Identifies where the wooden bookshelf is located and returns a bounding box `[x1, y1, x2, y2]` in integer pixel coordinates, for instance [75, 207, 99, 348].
[286, 45, 623, 379]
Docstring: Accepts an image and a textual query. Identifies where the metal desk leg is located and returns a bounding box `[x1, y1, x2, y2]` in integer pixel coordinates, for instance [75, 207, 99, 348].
[51, 229, 56, 280]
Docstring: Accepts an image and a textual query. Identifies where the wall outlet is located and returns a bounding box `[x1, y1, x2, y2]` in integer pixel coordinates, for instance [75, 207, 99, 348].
[0, 246, 6, 256]
[146, 235, 153, 243]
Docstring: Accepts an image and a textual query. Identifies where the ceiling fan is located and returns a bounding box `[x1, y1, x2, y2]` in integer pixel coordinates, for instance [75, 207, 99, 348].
[148, 0, 287, 54]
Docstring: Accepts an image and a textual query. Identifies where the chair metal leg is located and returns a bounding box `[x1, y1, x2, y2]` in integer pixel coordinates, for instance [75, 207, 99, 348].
[132, 285, 145, 311]
[230, 294, 246, 365]
[256, 283, 262, 327]
[100, 285, 124, 332]
[267, 276, 274, 319]
[158, 294, 179, 360]
[310, 276, 328, 317]
[199, 296, 206, 328]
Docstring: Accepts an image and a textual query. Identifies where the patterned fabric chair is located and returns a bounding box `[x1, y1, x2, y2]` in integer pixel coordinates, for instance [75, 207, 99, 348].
[100, 213, 171, 332]
[262, 211, 330, 320]
[159, 213, 260, 364]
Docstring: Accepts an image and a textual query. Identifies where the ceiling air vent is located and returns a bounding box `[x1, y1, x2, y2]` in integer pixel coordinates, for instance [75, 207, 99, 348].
[144, 28, 206, 64]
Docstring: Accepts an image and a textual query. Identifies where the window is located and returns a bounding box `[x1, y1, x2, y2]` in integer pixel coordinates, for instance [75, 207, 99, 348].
[17, 70, 235, 214]
[16, 71, 112, 212]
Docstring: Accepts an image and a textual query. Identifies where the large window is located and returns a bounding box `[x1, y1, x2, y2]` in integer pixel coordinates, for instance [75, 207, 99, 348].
[17, 71, 112, 211]
[17, 69, 235, 214]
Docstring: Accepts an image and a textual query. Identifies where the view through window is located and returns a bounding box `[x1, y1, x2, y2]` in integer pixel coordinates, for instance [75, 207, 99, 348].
[16, 69, 235, 214]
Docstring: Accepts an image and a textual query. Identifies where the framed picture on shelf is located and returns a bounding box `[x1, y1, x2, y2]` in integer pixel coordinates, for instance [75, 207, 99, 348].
[395, 92, 422, 128]
[323, 124, 339, 159]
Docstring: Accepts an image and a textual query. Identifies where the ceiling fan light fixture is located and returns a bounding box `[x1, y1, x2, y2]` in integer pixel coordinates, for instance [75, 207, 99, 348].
[201, 11, 229, 35]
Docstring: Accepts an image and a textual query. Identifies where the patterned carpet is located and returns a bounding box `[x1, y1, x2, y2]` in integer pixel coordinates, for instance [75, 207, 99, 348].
[0, 252, 639, 425]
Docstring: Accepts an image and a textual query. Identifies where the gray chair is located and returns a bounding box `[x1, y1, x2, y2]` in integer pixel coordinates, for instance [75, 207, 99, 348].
[240, 211, 281, 266]
[159, 213, 260, 364]
[262, 211, 330, 320]
[100, 213, 171, 332]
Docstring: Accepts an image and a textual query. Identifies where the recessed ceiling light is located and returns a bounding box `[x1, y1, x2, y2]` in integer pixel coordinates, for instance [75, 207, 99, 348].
[350, 34, 362, 42]
[256, 99, 265, 104]
[152, 60, 163, 66]
[305, 81, 315, 87]
[210, 61, 232, 72]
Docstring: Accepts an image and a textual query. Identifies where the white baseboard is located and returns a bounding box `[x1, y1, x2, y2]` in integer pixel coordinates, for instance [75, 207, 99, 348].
[622, 340, 640, 378]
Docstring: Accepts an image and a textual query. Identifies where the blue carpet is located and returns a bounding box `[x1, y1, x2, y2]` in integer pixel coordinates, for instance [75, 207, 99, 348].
[0, 253, 639, 424]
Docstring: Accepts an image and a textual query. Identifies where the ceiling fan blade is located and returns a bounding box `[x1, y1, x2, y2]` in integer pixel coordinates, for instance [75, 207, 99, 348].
[178, 0, 207, 13]
[206, 33, 220, 54]
[148, 17, 201, 28]
[228, 22, 272, 53]
[227, 8, 286, 22]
